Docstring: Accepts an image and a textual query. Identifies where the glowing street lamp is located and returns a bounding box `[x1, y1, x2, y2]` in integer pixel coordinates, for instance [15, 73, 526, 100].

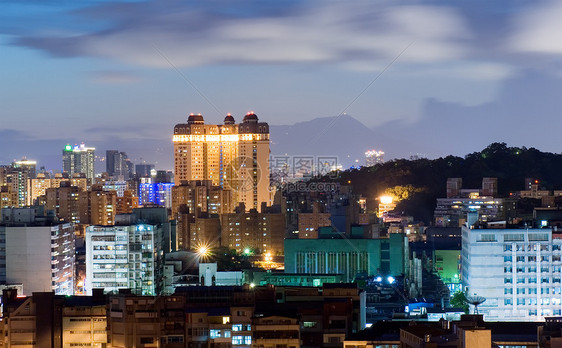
[379, 195, 394, 204]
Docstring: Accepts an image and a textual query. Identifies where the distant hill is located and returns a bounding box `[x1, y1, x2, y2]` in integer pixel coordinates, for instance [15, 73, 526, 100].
[324, 143, 562, 223]
[270, 114, 388, 168]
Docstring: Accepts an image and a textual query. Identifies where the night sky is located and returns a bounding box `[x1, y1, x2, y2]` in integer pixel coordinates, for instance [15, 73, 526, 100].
[2, 1, 562, 170]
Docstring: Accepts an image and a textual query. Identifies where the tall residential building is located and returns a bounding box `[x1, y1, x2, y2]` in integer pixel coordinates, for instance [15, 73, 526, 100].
[63, 143, 95, 180]
[171, 180, 233, 218]
[78, 184, 117, 225]
[106, 150, 133, 179]
[173, 112, 271, 212]
[0, 206, 75, 295]
[0, 159, 35, 207]
[29, 172, 89, 206]
[0, 186, 18, 209]
[45, 181, 82, 224]
[221, 206, 285, 255]
[12, 158, 37, 179]
[462, 226, 562, 321]
[85, 222, 162, 296]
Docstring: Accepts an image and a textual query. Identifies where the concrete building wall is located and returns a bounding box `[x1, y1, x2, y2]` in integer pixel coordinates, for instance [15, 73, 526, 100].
[6, 226, 53, 294]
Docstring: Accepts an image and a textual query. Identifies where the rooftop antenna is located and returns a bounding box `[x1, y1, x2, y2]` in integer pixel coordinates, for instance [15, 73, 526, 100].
[466, 294, 486, 315]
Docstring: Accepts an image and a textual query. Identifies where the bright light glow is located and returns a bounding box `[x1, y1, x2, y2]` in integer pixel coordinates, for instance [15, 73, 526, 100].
[379, 196, 393, 204]
[197, 244, 210, 258]
[244, 248, 251, 255]
[250, 283, 255, 288]
[387, 276, 395, 284]
[375, 276, 382, 282]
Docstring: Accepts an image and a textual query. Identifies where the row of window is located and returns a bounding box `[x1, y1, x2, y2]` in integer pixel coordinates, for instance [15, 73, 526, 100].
[504, 266, 561, 273]
[504, 277, 558, 284]
[504, 244, 561, 252]
[505, 287, 562, 294]
[504, 298, 561, 305]
[504, 255, 561, 262]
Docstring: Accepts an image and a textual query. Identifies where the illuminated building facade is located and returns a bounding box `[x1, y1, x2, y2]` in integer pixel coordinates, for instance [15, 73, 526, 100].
[173, 112, 270, 212]
[63, 143, 95, 181]
[45, 182, 82, 224]
[285, 233, 406, 282]
[85, 223, 160, 296]
[79, 185, 117, 226]
[0, 159, 35, 207]
[221, 208, 285, 255]
[171, 180, 233, 218]
[462, 226, 562, 321]
[29, 172, 89, 206]
[139, 182, 174, 208]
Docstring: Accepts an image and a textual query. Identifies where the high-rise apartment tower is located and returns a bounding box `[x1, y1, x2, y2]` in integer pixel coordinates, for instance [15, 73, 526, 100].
[173, 112, 270, 211]
[63, 143, 95, 181]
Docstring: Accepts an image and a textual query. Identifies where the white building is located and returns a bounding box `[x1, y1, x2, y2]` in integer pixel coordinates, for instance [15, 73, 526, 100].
[462, 226, 562, 321]
[0, 207, 75, 295]
[85, 223, 161, 296]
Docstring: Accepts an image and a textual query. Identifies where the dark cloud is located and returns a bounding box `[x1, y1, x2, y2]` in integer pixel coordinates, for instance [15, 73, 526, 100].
[10, 0, 470, 68]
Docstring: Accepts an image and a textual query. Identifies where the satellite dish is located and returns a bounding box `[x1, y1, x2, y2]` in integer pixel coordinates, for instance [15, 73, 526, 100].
[466, 295, 486, 314]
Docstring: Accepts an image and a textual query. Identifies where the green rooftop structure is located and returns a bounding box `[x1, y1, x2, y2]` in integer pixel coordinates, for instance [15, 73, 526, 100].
[284, 233, 406, 282]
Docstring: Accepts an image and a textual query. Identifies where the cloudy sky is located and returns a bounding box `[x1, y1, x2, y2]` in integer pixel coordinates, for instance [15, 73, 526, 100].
[2, 0, 562, 170]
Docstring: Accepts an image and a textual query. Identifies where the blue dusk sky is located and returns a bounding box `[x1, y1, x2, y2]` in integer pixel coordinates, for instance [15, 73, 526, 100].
[2, 0, 562, 170]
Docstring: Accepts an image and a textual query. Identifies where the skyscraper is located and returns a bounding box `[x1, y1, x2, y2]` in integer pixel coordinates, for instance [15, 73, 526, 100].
[63, 143, 95, 180]
[173, 112, 270, 211]
[106, 150, 133, 179]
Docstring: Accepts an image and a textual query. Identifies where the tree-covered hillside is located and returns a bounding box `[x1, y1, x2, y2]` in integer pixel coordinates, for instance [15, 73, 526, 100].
[328, 143, 562, 223]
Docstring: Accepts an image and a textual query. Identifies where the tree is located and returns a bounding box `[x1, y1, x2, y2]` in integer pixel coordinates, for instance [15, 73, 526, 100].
[450, 291, 469, 314]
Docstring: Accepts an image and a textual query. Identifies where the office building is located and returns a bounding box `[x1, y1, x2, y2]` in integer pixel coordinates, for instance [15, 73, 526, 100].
[173, 112, 271, 211]
[462, 226, 562, 321]
[0, 206, 75, 295]
[63, 143, 95, 180]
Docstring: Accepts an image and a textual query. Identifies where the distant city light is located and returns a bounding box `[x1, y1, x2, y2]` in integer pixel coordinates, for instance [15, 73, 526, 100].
[365, 149, 384, 166]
